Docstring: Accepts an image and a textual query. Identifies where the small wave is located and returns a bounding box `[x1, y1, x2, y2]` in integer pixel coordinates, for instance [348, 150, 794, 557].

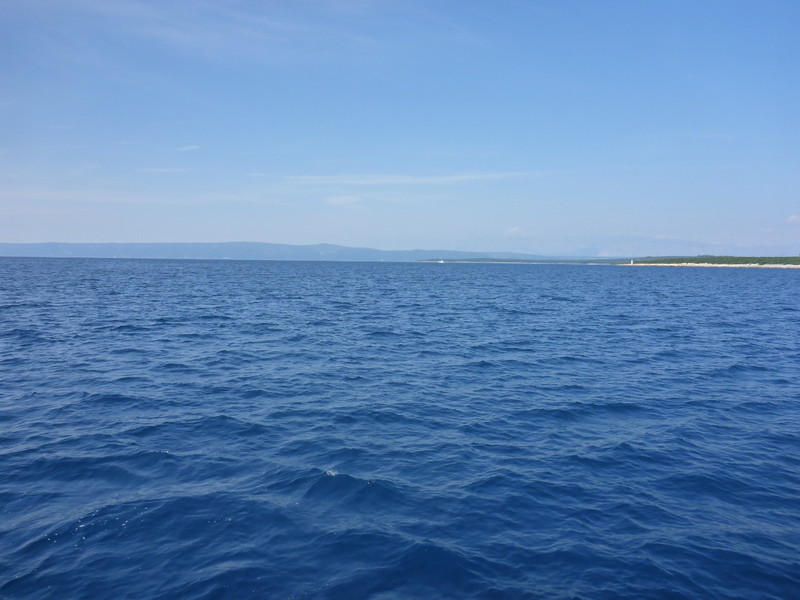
[1, 328, 49, 342]
[707, 363, 771, 378]
[109, 323, 151, 333]
[543, 294, 574, 302]
[4, 451, 166, 486]
[126, 414, 270, 443]
[72, 392, 156, 410]
[151, 361, 198, 373]
[197, 314, 234, 321]
[320, 539, 496, 599]
[365, 329, 403, 338]
[108, 346, 148, 355]
[301, 471, 410, 512]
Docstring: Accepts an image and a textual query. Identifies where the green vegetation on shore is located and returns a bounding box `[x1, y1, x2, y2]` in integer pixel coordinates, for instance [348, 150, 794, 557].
[632, 256, 800, 265]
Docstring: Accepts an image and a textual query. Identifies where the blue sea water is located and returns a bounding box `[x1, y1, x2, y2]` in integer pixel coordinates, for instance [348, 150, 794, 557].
[1, 257, 798, 600]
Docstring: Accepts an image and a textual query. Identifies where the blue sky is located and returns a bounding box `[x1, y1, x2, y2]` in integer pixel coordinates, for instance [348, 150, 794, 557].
[2, 0, 799, 255]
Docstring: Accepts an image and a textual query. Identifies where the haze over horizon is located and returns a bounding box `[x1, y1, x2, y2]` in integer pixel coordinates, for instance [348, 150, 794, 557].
[3, 1, 799, 257]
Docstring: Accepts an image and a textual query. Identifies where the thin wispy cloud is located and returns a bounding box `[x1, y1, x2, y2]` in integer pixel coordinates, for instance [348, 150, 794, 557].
[0, 186, 250, 207]
[137, 168, 188, 173]
[0, 188, 108, 203]
[0, 187, 168, 205]
[291, 172, 527, 186]
[787, 215, 800, 223]
[174, 145, 200, 152]
[325, 195, 365, 207]
[39, 0, 460, 67]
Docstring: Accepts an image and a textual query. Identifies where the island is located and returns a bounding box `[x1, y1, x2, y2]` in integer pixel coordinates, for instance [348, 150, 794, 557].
[624, 257, 800, 268]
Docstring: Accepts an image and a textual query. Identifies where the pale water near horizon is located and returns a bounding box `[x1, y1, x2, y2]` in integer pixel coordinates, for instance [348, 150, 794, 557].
[1, 258, 798, 599]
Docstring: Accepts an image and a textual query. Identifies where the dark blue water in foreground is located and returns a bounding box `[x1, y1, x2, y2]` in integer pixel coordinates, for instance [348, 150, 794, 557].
[1, 258, 799, 599]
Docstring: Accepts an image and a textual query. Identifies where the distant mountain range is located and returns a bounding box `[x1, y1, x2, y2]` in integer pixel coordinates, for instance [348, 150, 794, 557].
[0, 242, 558, 262]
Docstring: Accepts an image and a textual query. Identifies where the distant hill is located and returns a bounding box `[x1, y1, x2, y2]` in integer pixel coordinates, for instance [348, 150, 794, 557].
[0, 242, 553, 262]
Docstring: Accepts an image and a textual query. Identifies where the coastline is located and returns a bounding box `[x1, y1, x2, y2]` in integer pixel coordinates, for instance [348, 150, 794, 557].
[623, 263, 800, 269]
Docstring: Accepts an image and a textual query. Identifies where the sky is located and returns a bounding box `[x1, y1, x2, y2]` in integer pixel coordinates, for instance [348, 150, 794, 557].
[2, 0, 799, 256]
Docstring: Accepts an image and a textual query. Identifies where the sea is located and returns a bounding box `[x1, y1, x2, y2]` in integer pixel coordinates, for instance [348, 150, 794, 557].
[1, 257, 798, 600]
